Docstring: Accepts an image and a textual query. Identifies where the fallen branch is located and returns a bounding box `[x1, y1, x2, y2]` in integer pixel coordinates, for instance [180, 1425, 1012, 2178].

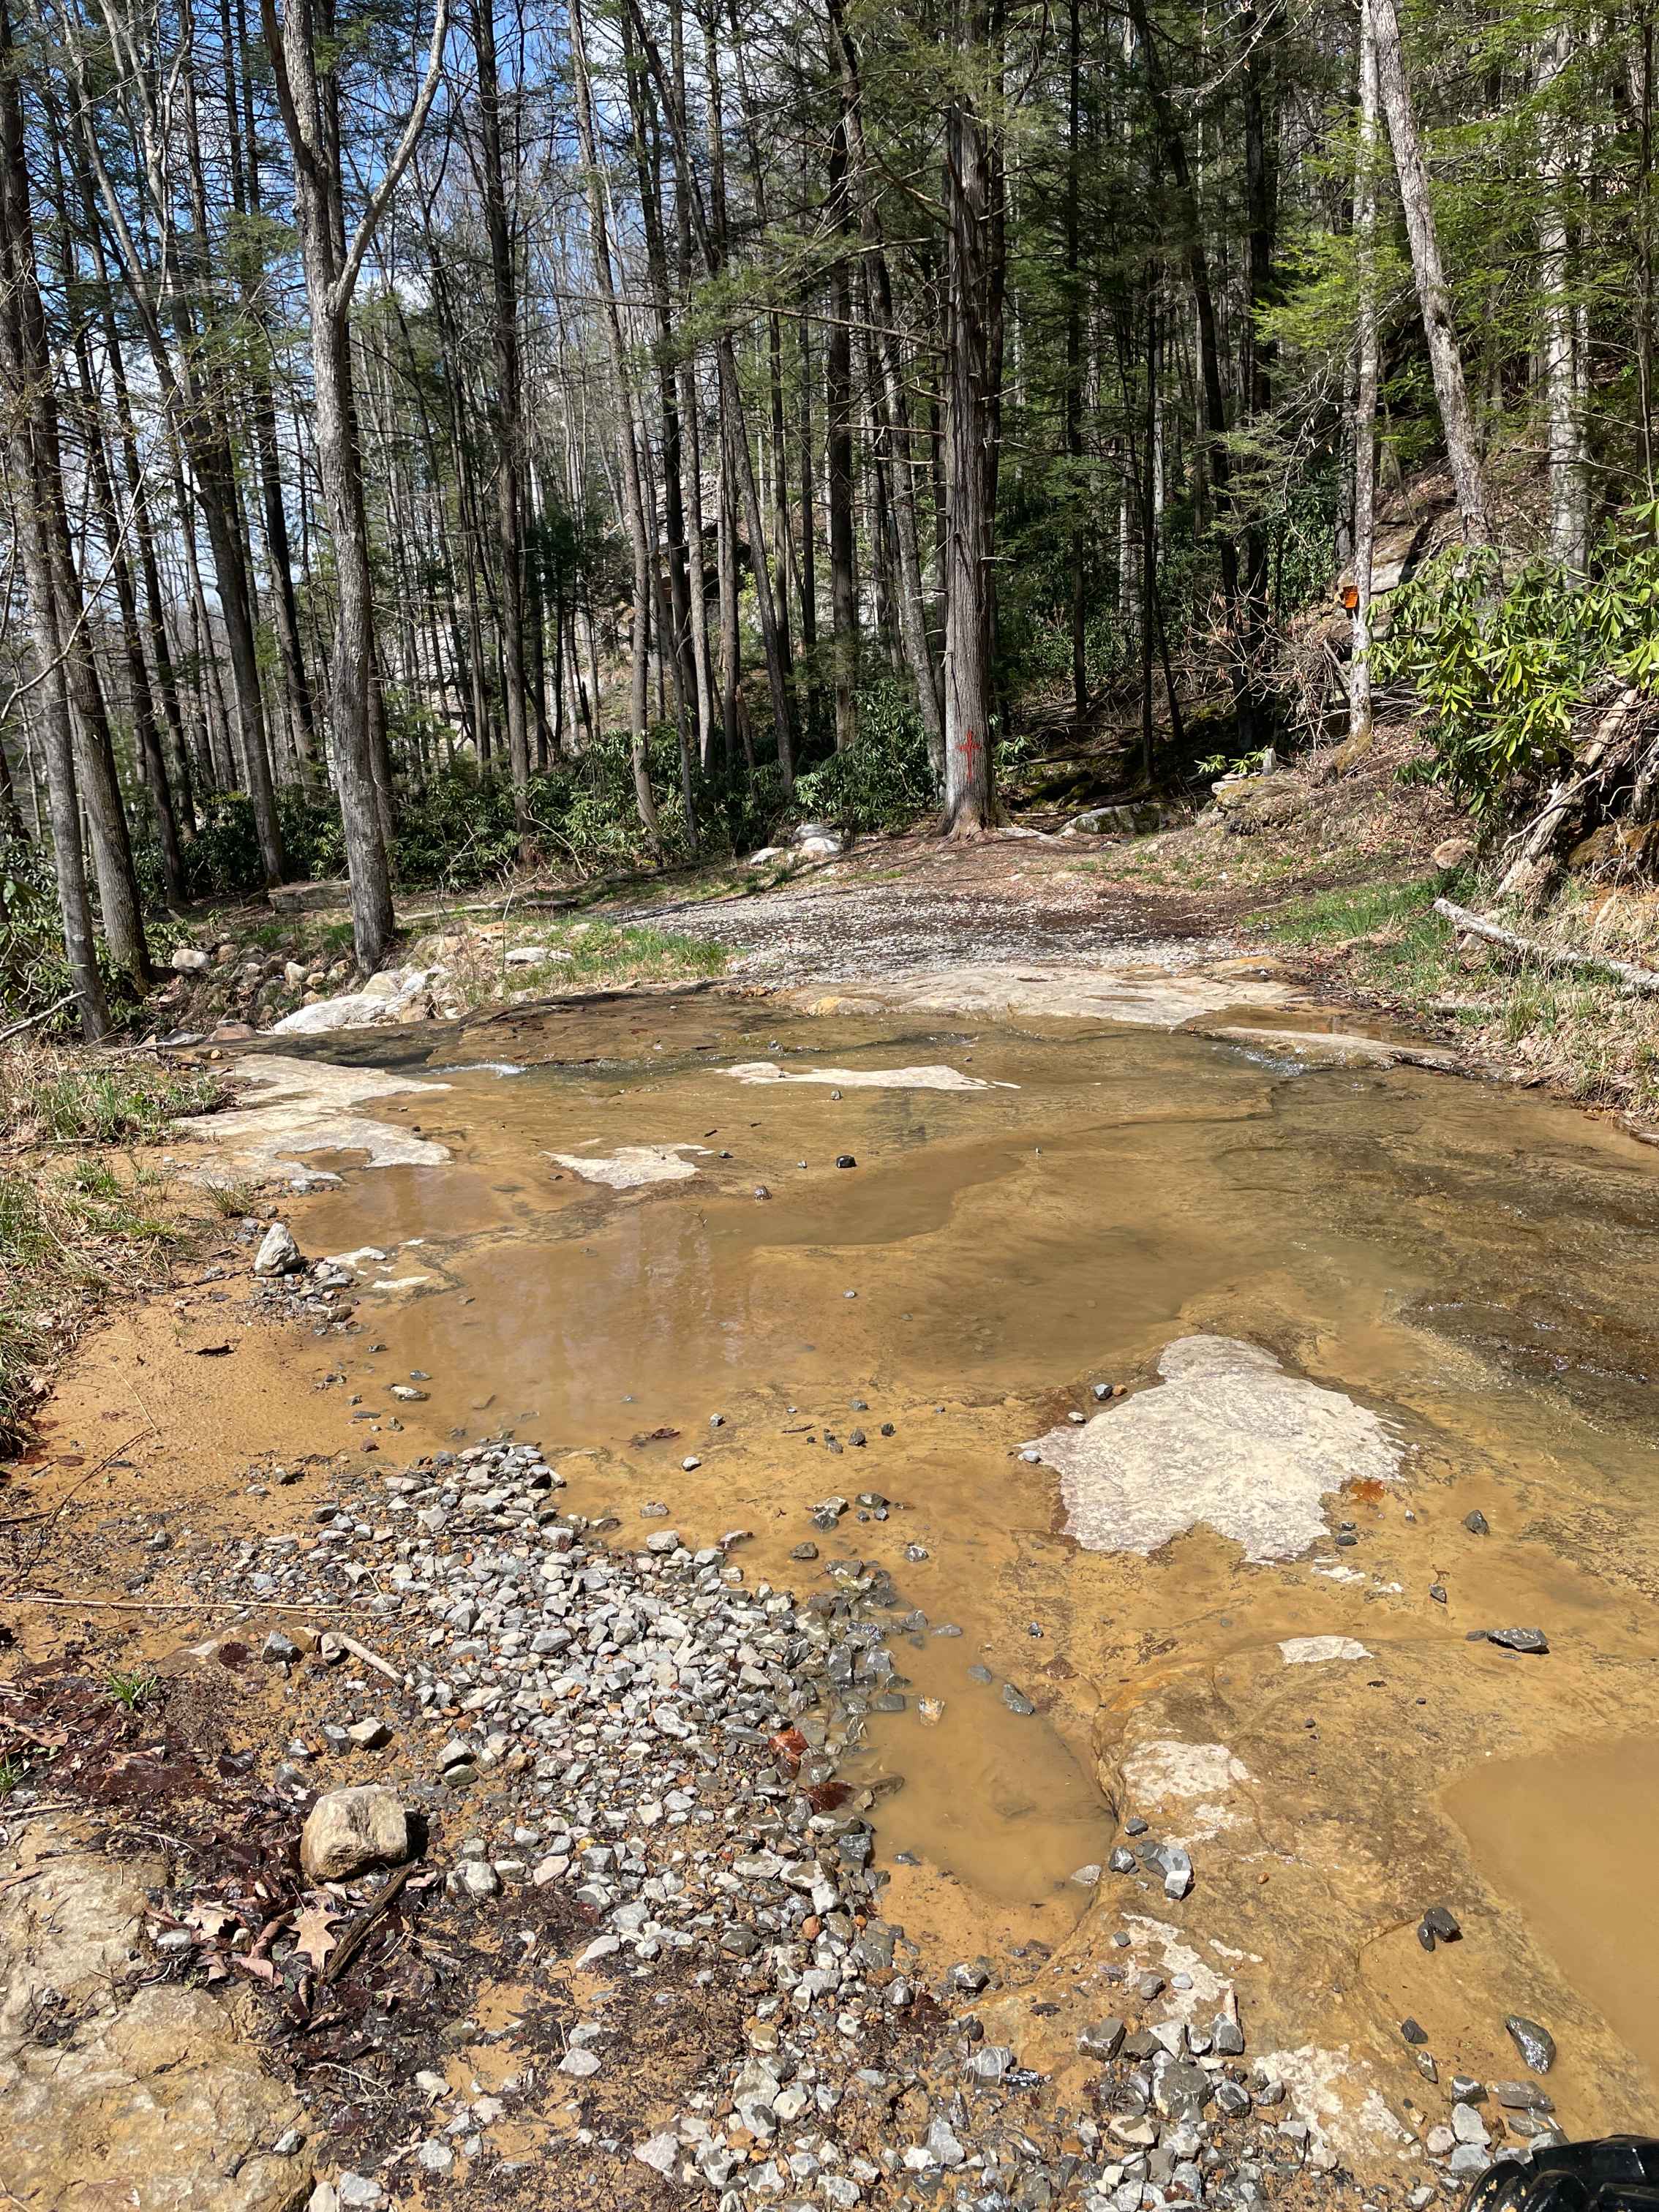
[1434, 898, 1659, 998]
[328, 1630, 402, 1683]
[319, 1861, 415, 1988]
[3, 1593, 352, 1615]
[0, 995, 78, 1046]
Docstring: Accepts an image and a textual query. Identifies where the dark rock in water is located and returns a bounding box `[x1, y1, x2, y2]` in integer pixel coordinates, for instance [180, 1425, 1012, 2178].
[1464, 1510, 1490, 1535]
[1487, 1628, 1549, 1655]
[1001, 1683, 1036, 1716]
[1125, 1816, 1149, 1837]
[1429, 1584, 1448, 1605]
[1401, 2018, 1429, 2046]
[880, 1422, 895, 1437]
[836, 1155, 857, 1170]
[1505, 2016, 1557, 2072]
[1108, 1846, 1137, 1875]
[1421, 1903, 1462, 1944]
[967, 1663, 993, 1684]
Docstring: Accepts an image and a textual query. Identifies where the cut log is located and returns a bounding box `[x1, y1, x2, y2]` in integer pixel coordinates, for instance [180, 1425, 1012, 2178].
[1434, 898, 1659, 997]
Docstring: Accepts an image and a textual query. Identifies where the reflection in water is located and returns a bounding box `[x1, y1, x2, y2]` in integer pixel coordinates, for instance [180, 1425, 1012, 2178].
[242, 996, 1659, 1949]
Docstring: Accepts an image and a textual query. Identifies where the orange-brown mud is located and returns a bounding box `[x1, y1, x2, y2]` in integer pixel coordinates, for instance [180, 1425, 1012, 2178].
[11, 973, 1659, 2176]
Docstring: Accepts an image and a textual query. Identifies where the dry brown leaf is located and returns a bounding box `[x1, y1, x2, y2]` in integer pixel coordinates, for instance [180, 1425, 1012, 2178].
[293, 1901, 340, 1970]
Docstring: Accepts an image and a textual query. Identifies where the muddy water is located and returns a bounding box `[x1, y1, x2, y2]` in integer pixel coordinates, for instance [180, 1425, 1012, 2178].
[46, 983, 1659, 2132]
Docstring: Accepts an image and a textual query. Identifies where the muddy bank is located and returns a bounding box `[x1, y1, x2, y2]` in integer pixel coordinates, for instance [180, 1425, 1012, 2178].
[8, 975, 1659, 2208]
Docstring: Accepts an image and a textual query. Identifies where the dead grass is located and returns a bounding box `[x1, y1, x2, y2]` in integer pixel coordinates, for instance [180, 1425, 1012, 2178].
[0, 1043, 226, 1451]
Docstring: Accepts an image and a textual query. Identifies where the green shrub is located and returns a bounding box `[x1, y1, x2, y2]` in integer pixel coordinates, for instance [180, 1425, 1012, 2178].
[794, 678, 938, 830]
[1377, 501, 1659, 813]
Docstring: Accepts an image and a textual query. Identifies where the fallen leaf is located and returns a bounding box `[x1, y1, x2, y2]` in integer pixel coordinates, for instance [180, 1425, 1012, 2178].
[294, 1901, 340, 1969]
[186, 1899, 238, 1941]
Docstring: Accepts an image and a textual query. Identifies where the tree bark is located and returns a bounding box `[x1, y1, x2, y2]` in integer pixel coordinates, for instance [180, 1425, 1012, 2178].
[262, 0, 448, 966]
[940, 0, 1000, 835]
[1369, 0, 1497, 552]
[0, 0, 109, 1034]
[1349, 0, 1380, 753]
[569, 0, 661, 848]
[472, 0, 533, 831]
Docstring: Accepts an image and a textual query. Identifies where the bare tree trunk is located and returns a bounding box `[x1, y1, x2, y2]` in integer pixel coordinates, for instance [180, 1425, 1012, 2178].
[472, 0, 533, 834]
[827, 94, 858, 753]
[1536, 20, 1588, 568]
[940, 0, 999, 835]
[569, 0, 660, 847]
[0, 0, 107, 1034]
[1348, 0, 1380, 753]
[1369, 0, 1497, 552]
[263, 0, 446, 967]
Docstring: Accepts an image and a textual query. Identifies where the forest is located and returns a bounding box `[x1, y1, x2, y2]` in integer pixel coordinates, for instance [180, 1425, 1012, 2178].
[1, 0, 1655, 1038]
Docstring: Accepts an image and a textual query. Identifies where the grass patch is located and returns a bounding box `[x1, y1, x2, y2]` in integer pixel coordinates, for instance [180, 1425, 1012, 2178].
[104, 1666, 160, 1711]
[1253, 876, 1445, 948]
[1, 1044, 223, 1146]
[1, 1042, 222, 1449]
[434, 917, 730, 1012]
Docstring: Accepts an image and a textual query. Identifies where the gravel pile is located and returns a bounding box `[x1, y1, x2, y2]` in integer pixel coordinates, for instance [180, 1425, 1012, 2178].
[165, 1435, 1485, 2212]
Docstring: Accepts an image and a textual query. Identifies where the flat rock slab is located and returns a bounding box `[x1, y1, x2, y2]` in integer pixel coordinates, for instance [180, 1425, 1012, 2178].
[1197, 1023, 1459, 1071]
[1280, 1635, 1372, 1665]
[1026, 1334, 1402, 1561]
[174, 1055, 451, 1187]
[0, 1822, 310, 2212]
[802, 960, 1295, 1028]
[722, 1061, 1009, 1091]
[546, 1142, 710, 1189]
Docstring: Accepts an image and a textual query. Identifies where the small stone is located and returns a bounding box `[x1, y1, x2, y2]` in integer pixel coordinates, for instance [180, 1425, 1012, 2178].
[1080, 2018, 1125, 2060]
[1451, 2104, 1491, 2147]
[682, 1455, 701, 1471]
[1464, 1510, 1489, 1535]
[635, 2131, 680, 2176]
[254, 1222, 304, 1276]
[1505, 2015, 1557, 2072]
[1419, 1903, 1462, 1946]
[457, 1859, 500, 1900]
[170, 944, 211, 972]
[1001, 1683, 1036, 1716]
[346, 1718, 392, 1750]
[1147, 1841, 1193, 1900]
[1486, 1628, 1549, 1655]
[1072, 1863, 1102, 1887]
[261, 1631, 300, 1664]
[560, 2047, 602, 2078]
[836, 1156, 857, 1170]
[1400, 2018, 1429, 2046]
[1108, 1846, 1137, 1874]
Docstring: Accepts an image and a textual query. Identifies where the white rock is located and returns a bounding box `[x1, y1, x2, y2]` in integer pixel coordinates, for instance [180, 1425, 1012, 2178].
[723, 1061, 1007, 1093]
[560, 2047, 602, 2077]
[635, 2132, 680, 2176]
[1279, 1636, 1371, 1666]
[170, 945, 211, 972]
[253, 1222, 304, 1276]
